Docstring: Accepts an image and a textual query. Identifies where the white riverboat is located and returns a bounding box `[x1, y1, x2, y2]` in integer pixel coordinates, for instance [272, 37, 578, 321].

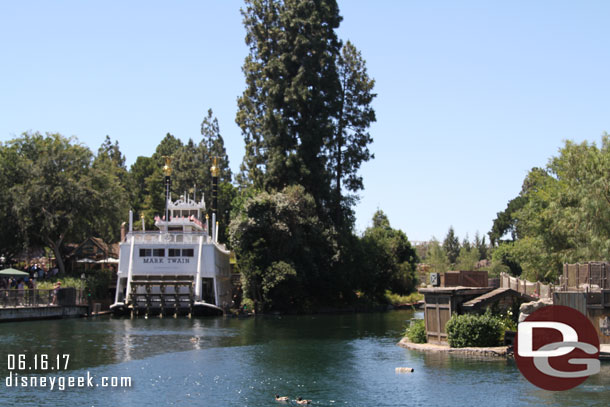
[110, 158, 231, 317]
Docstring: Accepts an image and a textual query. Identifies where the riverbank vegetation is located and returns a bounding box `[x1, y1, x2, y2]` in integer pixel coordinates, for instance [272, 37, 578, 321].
[2, 0, 607, 311]
[488, 135, 610, 283]
[445, 311, 504, 348]
[0, 0, 420, 313]
[405, 319, 426, 344]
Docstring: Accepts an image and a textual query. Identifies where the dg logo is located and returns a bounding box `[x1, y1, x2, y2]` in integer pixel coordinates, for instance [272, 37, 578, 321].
[515, 305, 600, 391]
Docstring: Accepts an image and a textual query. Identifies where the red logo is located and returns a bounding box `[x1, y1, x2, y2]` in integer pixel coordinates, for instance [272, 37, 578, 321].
[514, 305, 600, 391]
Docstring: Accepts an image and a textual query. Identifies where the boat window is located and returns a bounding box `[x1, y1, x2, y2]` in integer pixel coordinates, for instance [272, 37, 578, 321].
[139, 249, 152, 257]
[183, 249, 194, 257]
[152, 249, 165, 257]
[168, 248, 181, 257]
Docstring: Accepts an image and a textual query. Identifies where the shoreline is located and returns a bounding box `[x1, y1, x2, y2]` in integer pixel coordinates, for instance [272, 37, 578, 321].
[397, 337, 509, 357]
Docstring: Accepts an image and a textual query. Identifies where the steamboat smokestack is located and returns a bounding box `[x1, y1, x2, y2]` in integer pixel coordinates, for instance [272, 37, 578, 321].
[210, 157, 219, 241]
[163, 156, 173, 229]
[211, 157, 219, 214]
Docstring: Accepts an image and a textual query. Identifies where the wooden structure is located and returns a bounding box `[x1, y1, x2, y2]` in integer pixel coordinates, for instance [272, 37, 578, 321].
[462, 287, 532, 312]
[420, 270, 533, 345]
[128, 275, 196, 317]
[562, 262, 609, 291]
[441, 270, 488, 288]
[499, 272, 554, 298]
[67, 237, 119, 272]
[419, 287, 491, 344]
[555, 262, 610, 345]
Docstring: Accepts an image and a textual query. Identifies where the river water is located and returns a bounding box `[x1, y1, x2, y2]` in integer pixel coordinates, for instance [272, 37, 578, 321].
[0, 310, 608, 406]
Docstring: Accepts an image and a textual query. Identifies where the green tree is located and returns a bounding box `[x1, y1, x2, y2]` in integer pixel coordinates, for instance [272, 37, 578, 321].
[443, 226, 460, 265]
[489, 194, 528, 246]
[92, 136, 130, 242]
[200, 108, 232, 183]
[172, 109, 234, 242]
[131, 133, 184, 226]
[7, 133, 121, 274]
[426, 238, 450, 273]
[236, 0, 342, 210]
[456, 245, 480, 271]
[474, 231, 488, 260]
[128, 156, 156, 225]
[0, 142, 27, 261]
[359, 210, 419, 298]
[328, 40, 376, 227]
[488, 136, 610, 282]
[229, 185, 335, 312]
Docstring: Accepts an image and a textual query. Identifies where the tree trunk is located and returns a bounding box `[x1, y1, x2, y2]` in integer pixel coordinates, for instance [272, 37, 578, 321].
[48, 237, 66, 275]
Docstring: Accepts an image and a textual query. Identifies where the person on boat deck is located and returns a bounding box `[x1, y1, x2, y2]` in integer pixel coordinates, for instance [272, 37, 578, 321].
[275, 394, 289, 402]
[296, 397, 311, 404]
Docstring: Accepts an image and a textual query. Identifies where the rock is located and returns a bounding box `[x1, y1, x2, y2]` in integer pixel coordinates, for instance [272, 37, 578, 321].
[518, 298, 553, 322]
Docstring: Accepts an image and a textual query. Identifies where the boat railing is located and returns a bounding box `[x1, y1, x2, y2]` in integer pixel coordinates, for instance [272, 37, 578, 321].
[127, 231, 210, 244]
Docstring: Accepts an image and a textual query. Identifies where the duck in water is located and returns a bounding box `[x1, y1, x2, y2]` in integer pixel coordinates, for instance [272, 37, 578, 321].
[275, 394, 290, 402]
[296, 397, 311, 405]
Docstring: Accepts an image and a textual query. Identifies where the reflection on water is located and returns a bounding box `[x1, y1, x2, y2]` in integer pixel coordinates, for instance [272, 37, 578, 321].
[0, 311, 608, 407]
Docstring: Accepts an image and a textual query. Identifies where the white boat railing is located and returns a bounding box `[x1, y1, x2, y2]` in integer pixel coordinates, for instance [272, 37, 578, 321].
[126, 231, 210, 244]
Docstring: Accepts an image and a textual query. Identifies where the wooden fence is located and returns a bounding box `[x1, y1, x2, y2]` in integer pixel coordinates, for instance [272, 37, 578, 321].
[499, 272, 554, 299]
[562, 262, 609, 291]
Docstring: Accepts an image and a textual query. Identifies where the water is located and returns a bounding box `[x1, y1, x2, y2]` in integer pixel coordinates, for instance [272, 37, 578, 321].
[0, 311, 608, 406]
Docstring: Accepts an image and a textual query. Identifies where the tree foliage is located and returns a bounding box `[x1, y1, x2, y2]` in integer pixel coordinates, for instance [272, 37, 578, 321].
[442, 226, 460, 265]
[489, 135, 610, 282]
[229, 185, 336, 312]
[425, 238, 450, 273]
[359, 211, 419, 298]
[236, 0, 375, 228]
[2, 132, 128, 273]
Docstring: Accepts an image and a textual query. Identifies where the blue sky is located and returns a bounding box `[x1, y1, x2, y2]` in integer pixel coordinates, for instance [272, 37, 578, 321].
[2, 1, 609, 242]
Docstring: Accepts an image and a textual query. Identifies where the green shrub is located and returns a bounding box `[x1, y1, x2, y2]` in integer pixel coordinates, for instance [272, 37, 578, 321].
[85, 269, 114, 299]
[385, 290, 423, 306]
[36, 277, 85, 290]
[446, 310, 504, 348]
[405, 319, 427, 343]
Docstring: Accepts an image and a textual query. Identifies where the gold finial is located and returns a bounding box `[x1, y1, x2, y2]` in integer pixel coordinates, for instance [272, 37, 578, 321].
[162, 156, 173, 176]
[210, 156, 219, 177]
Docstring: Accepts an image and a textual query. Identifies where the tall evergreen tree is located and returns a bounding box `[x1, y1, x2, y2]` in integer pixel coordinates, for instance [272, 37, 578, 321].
[236, 0, 343, 210]
[329, 41, 376, 227]
[443, 226, 460, 265]
[201, 108, 232, 183]
[92, 136, 129, 242]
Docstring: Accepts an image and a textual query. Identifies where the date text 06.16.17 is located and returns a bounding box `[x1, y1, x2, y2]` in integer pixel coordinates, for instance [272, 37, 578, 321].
[7, 354, 70, 371]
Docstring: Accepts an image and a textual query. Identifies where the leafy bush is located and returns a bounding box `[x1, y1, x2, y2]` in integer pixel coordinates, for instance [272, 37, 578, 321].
[85, 269, 114, 299]
[36, 277, 85, 290]
[405, 319, 427, 343]
[446, 310, 504, 348]
[384, 290, 423, 306]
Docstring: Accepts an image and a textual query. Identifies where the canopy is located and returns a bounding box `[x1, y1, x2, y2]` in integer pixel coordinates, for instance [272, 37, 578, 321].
[0, 268, 29, 277]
